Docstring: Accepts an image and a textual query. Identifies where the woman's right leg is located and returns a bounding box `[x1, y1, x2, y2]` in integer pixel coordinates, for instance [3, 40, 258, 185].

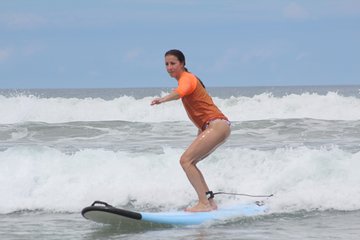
[180, 120, 230, 212]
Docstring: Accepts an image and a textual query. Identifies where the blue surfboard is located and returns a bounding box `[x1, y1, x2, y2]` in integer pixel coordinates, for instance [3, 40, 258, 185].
[81, 200, 267, 225]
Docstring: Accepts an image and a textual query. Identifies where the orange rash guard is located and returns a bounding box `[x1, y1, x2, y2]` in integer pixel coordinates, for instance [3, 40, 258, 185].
[175, 71, 228, 130]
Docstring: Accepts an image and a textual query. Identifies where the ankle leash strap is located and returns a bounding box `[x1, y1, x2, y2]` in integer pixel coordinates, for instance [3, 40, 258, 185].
[206, 191, 215, 200]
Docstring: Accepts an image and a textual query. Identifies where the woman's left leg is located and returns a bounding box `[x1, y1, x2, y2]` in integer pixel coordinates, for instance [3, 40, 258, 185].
[180, 120, 230, 212]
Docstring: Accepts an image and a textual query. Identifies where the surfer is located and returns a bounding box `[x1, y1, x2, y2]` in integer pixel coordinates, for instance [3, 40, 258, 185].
[151, 49, 231, 212]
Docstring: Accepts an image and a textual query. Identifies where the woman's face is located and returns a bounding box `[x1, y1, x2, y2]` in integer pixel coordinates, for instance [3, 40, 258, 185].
[165, 54, 184, 79]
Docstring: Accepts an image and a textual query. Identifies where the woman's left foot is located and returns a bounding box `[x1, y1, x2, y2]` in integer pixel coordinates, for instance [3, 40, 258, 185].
[209, 199, 218, 210]
[185, 202, 216, 212]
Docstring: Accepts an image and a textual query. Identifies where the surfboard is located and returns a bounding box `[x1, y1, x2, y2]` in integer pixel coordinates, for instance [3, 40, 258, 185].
[81, 200, 267, 225]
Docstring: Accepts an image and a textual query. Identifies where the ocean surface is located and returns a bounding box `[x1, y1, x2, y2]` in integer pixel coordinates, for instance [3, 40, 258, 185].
[1, 86, 360, 240]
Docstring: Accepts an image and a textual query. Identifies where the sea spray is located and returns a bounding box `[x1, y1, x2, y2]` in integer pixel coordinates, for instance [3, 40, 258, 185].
[1, 145, 359, 214]
[1, 91, 360, 124]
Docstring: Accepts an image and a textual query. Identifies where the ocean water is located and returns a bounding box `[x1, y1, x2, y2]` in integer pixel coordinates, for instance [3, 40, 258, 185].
[1, 86, 360, 240]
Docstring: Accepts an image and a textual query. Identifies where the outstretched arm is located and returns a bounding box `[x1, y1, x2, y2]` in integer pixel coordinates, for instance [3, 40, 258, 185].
[151, 91, 180, 105]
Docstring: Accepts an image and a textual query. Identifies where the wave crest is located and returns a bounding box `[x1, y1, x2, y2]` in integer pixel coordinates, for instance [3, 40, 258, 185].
[1, 91, 360, 124]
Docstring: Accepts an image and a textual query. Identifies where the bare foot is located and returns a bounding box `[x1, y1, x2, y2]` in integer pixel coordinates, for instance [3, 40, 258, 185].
[185, 201, 217, 212]
[209, 199, 218, 210]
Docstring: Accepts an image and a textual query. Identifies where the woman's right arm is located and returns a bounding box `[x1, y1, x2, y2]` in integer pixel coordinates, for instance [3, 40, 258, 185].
[150, 91, 180, 106]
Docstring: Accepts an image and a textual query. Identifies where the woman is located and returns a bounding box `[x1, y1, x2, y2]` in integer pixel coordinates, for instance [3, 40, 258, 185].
[151, 49, 231, 212]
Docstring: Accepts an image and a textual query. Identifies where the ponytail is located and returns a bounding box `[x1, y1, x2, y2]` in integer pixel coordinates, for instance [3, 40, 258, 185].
[196, 76, 206, 89]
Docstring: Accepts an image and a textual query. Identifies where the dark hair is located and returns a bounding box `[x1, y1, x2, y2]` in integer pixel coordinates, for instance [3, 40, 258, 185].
[165, 49, 186, 64]
[165, 49, 205, 88]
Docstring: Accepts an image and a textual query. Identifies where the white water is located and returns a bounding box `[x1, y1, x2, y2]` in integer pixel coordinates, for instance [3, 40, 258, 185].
[0, 145, 359, 214]
[1, 89, 360, 215]
[0, 91, 360, 124]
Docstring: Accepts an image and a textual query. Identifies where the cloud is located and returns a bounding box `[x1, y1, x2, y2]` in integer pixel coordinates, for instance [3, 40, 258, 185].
[22, 44, 46, 57]
[0, 48, 12, 62]
[328, 0, 360, 16]
[122, 48, 142, 62]
[283, 2, 310, 20]
[296, 52, 310, 61]
[212, 48, 239, 71]
[240, 48, 274, 64]
[212, 47, 275, 72]
[0, 13, 47, 29]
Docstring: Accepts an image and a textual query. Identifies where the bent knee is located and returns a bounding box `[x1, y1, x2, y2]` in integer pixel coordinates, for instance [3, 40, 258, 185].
[179, 155, 194, 170]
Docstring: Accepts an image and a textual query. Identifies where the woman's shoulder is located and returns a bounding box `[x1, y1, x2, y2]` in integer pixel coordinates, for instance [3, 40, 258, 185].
[180, 71, 196, 79]
[177, 71, 198, 97]
[179, 71, 197, 85]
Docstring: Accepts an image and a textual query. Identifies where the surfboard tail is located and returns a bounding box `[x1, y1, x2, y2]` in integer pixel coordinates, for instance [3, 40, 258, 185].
[82, 200, 142, 224]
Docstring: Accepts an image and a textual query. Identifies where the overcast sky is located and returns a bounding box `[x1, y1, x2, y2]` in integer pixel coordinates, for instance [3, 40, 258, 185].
[0, 0, 359, 88]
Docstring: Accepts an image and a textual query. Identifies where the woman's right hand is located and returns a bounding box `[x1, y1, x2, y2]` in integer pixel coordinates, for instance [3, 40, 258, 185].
[150, 98, 162, 105]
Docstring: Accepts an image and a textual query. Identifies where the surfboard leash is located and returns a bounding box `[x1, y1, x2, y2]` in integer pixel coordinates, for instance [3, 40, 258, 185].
[206, 191, 273, 200]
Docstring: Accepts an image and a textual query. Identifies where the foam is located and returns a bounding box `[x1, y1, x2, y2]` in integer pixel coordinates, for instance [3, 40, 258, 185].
[0, 145, 359, 214]
[0, 91, 360, 124]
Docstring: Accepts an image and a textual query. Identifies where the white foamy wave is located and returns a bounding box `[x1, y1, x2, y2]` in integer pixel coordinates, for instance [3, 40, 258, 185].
[0, 92, 360, 124]
[0, 94, 187, 124]
[0, 146, 359, 214]
[222, 92, 360, 121]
